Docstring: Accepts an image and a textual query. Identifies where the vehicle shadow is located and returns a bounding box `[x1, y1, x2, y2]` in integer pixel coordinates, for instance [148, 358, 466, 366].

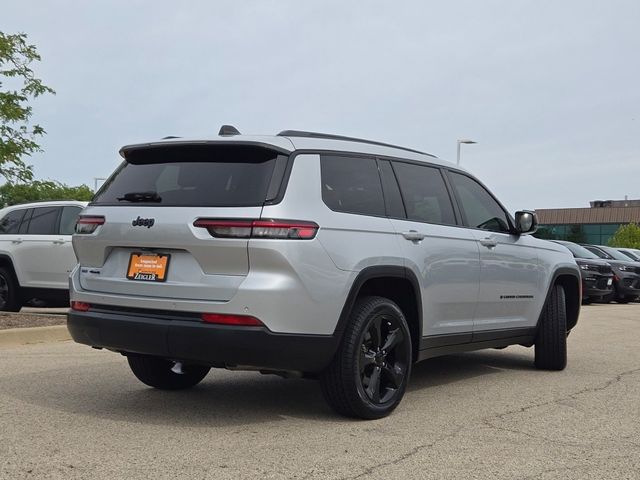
[408, 347, 534, 391]
[3, 348, 535, 426]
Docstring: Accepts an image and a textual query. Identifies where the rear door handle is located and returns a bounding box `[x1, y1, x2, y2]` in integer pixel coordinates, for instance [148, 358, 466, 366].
[11, 238, 23, 244]
[402, 230, 425, 242]
[479, 238, 498, 248]
[53, 239, 65, 245]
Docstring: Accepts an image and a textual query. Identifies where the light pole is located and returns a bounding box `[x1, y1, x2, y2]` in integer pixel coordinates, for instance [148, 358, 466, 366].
[456, 139, 477, 166]
[93, 177, 107, 192]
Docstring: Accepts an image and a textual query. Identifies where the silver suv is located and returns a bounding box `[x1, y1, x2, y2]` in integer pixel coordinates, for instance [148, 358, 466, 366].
[68, 128, 581, 419]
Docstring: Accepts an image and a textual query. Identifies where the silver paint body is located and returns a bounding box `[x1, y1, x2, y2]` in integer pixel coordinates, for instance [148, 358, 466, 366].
[70, 135, 578, 337]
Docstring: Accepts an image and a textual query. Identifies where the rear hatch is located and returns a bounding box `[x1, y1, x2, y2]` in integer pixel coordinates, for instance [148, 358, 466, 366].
[73, 142, 290, 302]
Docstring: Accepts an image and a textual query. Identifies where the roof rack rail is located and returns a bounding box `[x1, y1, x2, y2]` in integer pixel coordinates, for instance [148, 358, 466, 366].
[277, 130, 433, 157]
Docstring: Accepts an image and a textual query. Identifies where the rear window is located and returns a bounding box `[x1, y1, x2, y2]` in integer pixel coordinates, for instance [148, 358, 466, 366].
[320, 155, 385, 216]
[92, 145, 285, 207]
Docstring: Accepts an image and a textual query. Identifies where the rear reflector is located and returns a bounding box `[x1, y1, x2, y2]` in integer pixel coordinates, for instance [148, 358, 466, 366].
[75, 216, 105, 234]
[71, 301, 91, 312]
[201, 313, 264, 326]
[194, 218, 318, 240]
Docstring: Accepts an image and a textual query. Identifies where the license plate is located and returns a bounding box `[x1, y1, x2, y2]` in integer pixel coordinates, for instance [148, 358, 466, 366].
[126, 253, 170, 282]
[607, 278, 613, 286]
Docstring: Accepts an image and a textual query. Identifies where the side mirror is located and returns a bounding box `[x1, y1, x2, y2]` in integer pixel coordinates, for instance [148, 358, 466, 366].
[514, 210, 538, 235]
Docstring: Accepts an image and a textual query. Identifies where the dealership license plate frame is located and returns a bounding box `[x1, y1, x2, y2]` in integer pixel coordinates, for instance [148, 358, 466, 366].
[126, 252, 171, 282]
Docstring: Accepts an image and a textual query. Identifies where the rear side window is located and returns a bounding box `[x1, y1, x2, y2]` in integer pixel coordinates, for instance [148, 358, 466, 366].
[320, 155, 385, 216]
[0, 209, 26, 234]
[59, 206, 83, 235]
[93, 145, 284, 207]
[26, 207, 60, 235]
[448, 172, 511, 233]
[393, 162, 456, 225]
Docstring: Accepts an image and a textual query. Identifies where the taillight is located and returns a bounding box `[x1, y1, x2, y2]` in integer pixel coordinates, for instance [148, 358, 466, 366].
[194, 218, 319, 240]
[201, 313, 264, 326]
[71, 301, 91, 312]
[75, 216, 105, 234]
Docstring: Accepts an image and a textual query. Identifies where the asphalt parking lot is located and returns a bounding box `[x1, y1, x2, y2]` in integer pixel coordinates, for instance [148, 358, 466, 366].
[1, 305, 638, 480]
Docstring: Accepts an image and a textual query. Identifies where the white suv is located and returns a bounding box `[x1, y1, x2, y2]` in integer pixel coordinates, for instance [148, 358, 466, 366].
[67, 128, 581, 418]
[0, 200, 87, 311]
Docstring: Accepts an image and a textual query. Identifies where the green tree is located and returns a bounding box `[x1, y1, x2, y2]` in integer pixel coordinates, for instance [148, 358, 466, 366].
[1, 32, 55, 183]
[0, 180, 93, 206]
[608, 223, 640, 249]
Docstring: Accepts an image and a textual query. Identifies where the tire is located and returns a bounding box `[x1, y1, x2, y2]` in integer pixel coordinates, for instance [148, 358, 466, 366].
[0, 266, 22, 312]
[600, 292, 615, 303]
[320, 296, 413, 419]
[127, 354, 210, 390]
[616, 298, 631, 304]
[535, 284, 567, 370]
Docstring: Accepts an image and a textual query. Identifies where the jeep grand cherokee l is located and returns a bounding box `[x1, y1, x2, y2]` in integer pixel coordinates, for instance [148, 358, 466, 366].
[67, 128, 581, 419]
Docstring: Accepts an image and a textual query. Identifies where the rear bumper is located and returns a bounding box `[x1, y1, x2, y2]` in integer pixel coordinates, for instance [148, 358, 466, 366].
[67, 309, 338, 373]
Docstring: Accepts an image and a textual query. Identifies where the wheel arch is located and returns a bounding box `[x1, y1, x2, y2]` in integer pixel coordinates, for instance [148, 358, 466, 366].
[0, 254, 20, 285]
[543, 267, 581, 332]
[333, 266, 422, 362]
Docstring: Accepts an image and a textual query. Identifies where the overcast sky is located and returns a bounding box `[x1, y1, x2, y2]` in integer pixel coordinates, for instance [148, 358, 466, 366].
[4, 0, 639, 211]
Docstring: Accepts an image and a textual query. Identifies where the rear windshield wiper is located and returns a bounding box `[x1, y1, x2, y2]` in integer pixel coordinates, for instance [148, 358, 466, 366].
[117, 191, 162, 203]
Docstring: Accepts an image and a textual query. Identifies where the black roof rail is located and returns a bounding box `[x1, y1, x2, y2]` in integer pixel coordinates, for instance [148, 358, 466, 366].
[277, 130, 434, 157]
[162, 136, 181, 139]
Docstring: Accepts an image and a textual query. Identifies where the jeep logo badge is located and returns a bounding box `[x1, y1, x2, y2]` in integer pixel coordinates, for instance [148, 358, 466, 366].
[132, 216, 155, 228]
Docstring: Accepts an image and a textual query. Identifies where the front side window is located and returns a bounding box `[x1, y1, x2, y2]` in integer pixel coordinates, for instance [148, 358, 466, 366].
[448, 172, 511, 233]
[320, 155, 385, 216]
[26, 207, 60, 235]
[393, 162, 456, 225]
[0, 209, 27, 234]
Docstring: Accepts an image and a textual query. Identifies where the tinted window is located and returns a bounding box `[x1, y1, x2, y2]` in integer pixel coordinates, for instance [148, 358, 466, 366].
[93, 145, 281, 207]
[584, 246, 611, 259]
[556, 241, 600, 259]
[320, 155, 385, 216]
[378, 160, 406, 218]
[26, 207, 60, 235]
[0, 209, 26, 234]
[59, 206, 83, 235]
[393, 162, 456, 225]
[18, 209, 32, 234]
[448, 172, 511, 233]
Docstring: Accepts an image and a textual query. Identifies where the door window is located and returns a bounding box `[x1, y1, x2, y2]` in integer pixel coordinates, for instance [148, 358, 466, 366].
[25, 207, 60, 235]
[0, 209, 27, 234]
[393, 162, 456, 225]
[448, 172, 511, 233]
[378, 160, 406, 218]
[320, 155, 385, 216]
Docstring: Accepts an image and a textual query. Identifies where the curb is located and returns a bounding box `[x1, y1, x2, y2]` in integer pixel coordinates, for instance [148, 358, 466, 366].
[0, 325, 70, 347]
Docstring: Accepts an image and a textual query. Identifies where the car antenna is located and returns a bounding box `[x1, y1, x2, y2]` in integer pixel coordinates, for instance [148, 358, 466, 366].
[218, 125, 241, 136]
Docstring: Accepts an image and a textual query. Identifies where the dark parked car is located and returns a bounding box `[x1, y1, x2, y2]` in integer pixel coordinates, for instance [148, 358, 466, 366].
[552, 241, 614, 304]
[582, 244, 640, 303]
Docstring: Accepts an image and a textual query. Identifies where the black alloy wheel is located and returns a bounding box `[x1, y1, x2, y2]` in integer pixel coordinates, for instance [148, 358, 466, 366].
[358, 312, 409, 405]
[320, 296, 412, 419]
